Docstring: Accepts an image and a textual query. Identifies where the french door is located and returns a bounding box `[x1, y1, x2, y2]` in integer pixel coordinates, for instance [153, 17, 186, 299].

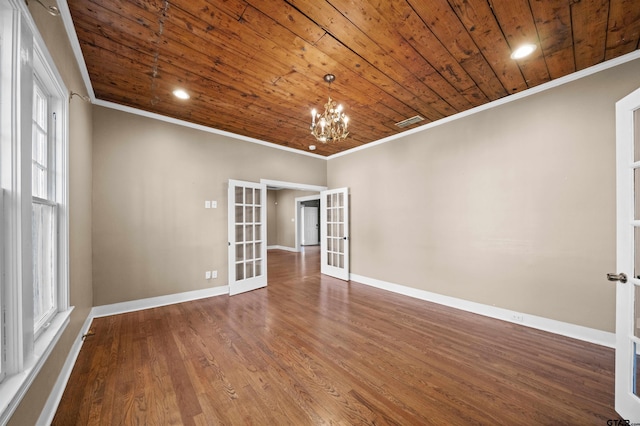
[228, 179, 267, 295]
[612, 88, 640, 420]
[320, 187, 349, 280]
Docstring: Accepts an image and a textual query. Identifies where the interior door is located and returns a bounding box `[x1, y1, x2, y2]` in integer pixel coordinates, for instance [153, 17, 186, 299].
[303, 206, 319, 245]
[612, 88, 640, 420]
[320, 188, 349, 280]
[228, 179, 267, 295]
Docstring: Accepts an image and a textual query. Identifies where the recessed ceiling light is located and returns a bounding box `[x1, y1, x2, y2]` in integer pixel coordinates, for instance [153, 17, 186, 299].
[309, 145, 316, 151]
[510, 44, 537, 60]
[173, 89, 190, 99]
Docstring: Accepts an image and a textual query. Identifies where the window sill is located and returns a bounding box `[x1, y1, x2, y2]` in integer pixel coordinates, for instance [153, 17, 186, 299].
[0, 307, 73, 425]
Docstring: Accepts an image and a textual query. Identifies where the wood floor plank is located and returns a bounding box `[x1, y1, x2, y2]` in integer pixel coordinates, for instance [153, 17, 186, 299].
[53, 246, 621, 424]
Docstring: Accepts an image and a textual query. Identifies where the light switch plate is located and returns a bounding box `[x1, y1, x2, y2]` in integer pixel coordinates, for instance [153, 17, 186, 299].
[212, 270, 218, 279]
[211, 200, 217, 208]
[205, 201, 211, 209]
[205, 271, 212, 279]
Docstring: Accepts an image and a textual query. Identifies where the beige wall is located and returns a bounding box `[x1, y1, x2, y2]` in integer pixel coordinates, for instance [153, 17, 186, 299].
[92, 107, 326, 305]
[8, 5, 94, 426]
[267, 189, 278, 245]
[329, 58, 640, 333]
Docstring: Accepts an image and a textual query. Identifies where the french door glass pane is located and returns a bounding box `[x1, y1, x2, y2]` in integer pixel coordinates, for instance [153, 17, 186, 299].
[236, 263, 244, 280]
[235, 187, 243, 203]
[635, 109, 640, 162]
[635, 284, 640, 338]
[245, 188, 253, 204]
[635, 169, 640, 220]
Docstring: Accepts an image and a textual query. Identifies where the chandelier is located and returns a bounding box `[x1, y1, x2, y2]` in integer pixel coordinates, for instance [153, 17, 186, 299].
[310, 74, 349, 143]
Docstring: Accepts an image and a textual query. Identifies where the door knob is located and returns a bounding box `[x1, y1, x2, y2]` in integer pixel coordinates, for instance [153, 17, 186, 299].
[607, 272, 628, 283]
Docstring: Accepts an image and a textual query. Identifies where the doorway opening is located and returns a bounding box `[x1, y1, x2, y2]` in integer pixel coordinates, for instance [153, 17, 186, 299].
[261, 179, 326, 255]
[297, 195, 321, 249]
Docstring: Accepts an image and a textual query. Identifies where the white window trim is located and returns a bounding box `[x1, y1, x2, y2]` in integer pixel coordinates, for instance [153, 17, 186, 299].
[0, 0, 72, 424]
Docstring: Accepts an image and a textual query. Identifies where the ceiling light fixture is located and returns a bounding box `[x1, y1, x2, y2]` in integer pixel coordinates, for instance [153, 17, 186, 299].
[310, 74, 349, 143]
[510, 44, 537, 60]
[173, 89, 190, 99]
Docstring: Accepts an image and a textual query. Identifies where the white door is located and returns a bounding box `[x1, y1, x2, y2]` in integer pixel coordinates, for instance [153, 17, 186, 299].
[320, 188, 349, 280]
[612, 87, 640, 420]
[302, 206, 319, 245]
[228, 179, 267, 295]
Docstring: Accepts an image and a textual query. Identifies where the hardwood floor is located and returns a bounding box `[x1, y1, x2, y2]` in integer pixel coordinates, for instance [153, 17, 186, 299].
[53, 247, 620, 425]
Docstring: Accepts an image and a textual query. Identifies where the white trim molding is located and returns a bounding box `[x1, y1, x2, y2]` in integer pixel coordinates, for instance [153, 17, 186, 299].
[350, 274, 615, 348]
[260, 179, 327, 192]
[91, 286, 230, 318]
[267, 245, 298, 253]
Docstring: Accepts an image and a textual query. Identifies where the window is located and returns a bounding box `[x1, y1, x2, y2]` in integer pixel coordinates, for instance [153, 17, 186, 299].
[31, 78, 58, 337]
[0, 0, 70, 422]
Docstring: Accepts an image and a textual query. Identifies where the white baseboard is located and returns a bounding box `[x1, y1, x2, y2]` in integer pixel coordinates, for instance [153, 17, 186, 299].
[36, 312, 93, 426]
[91, 285, 230, 318]
[349, 273, 615, 348]
[267, 245, 298, 252]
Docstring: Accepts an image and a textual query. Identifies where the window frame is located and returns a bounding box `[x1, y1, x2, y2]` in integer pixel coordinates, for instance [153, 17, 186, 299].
[0, 0, 71, 423]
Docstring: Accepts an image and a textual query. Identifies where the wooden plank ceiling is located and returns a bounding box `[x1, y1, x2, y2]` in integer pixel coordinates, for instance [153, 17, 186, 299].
[67, 0, 640, 156]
